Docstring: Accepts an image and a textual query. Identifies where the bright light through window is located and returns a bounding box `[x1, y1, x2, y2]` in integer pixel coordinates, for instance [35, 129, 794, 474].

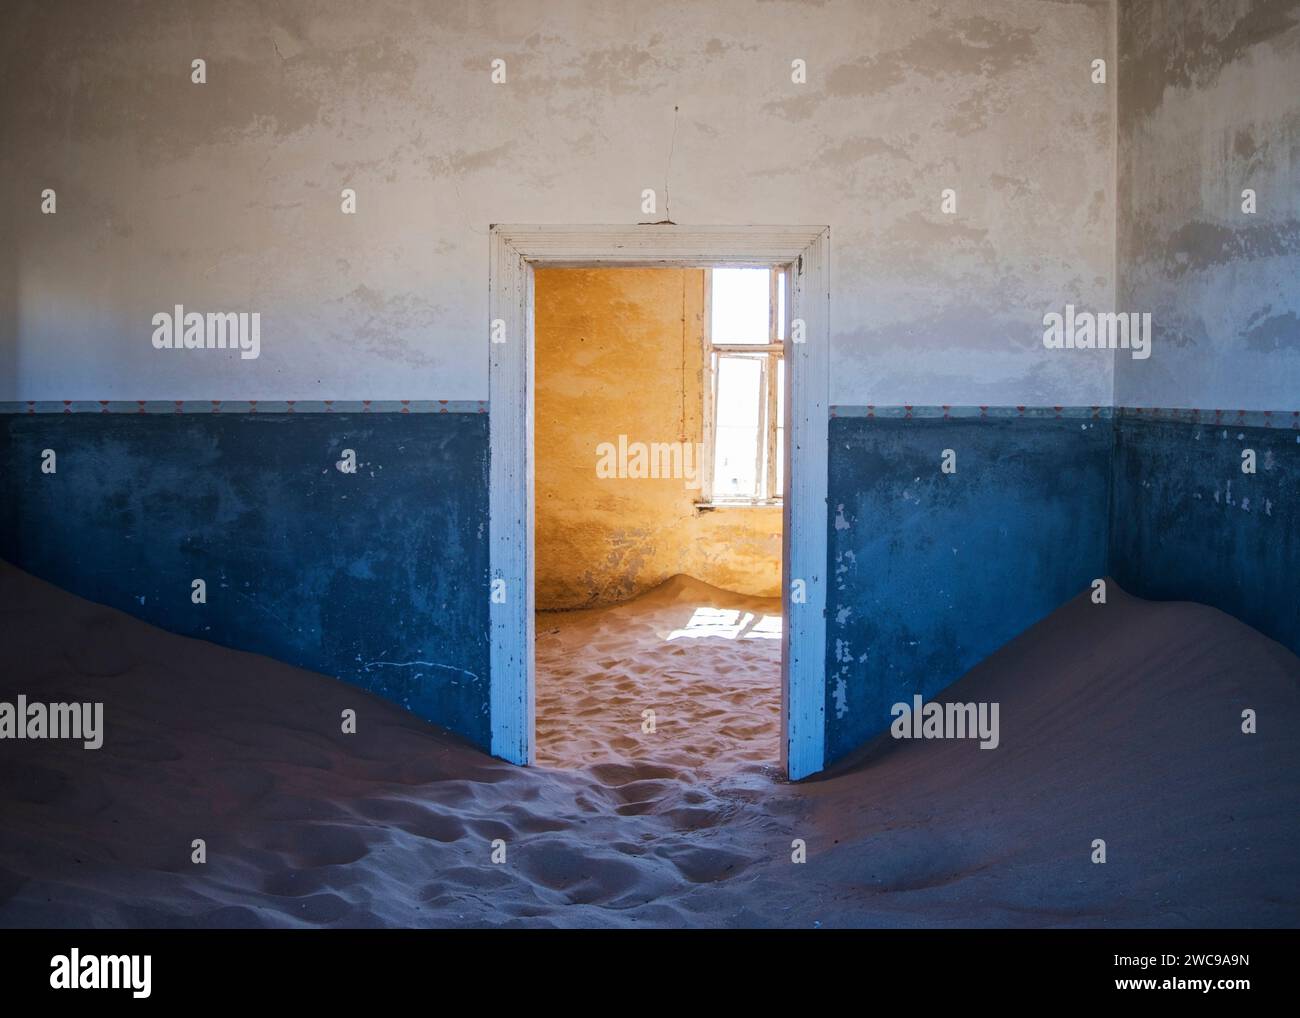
[703, 267, 785, 504]
[714, 356, 763, 498]
[710, 268, 771, 345]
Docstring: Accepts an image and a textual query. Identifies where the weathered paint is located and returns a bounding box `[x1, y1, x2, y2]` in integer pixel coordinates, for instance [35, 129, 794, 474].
[824, 411, 1112, 764]
[1117, 0, 1300, 409]
[1110, 1, 1300, 662]
[1109, 413, 1300, 656]
[1, 0, 1115, 408]
[534, 267, 781, 609]
[0, 411, 492, 748]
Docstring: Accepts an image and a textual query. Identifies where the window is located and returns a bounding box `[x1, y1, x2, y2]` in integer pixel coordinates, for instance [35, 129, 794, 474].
[701, 267, 786, 506]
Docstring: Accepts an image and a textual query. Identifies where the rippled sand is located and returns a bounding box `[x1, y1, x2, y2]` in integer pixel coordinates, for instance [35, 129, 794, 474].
[2, 562, 1296, 928]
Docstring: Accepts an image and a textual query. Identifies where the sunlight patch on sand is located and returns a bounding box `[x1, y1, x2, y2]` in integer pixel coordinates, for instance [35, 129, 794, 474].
[664, 606, 782, 641]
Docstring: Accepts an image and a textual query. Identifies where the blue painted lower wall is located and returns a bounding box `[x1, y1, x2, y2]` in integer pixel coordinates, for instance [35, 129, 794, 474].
[0, 412, 492, 748]
[824, 413, 1113, 764]
[1109, 414, 1300, 657]
[3, 405, 1294, 771]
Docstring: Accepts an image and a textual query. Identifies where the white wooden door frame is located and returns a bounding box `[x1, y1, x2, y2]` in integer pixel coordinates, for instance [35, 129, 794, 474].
[488, 224, 830, 780]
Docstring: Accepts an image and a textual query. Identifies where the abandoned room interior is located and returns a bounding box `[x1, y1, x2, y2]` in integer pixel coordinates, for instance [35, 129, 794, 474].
[0, 0, 1296, 944]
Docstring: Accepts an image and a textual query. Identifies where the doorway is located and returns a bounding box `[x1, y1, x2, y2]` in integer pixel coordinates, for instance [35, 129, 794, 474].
[487, 226, 830, 779]
[532, 266, 783, 773]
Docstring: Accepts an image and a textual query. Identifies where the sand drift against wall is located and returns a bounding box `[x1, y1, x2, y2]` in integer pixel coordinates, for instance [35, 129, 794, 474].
[0, 562, 1296, 928]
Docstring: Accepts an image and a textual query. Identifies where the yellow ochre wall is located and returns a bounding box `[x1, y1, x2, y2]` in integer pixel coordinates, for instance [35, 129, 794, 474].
[534, 267, 781, 610]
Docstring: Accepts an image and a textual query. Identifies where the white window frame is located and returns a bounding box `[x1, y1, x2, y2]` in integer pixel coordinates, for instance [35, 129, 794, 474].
[488, 225, 830, 780]
[699, 266, 786, 507]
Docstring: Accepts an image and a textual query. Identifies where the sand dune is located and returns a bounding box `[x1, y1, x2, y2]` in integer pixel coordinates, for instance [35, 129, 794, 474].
[0, 561, 1296, 928]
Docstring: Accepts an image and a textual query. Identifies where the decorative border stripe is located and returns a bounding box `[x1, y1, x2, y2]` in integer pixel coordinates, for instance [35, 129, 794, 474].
[1, 400, 488, 415]
[830, 404, 1113, 420]
[1115, 407, 1300, 429]
[8, 402, 1294, 429]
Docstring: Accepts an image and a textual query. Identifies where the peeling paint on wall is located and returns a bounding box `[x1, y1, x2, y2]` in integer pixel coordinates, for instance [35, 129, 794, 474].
[823, 411, 1112, 764]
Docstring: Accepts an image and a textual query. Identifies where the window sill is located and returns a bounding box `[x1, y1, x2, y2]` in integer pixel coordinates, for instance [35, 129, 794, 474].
[695, 500, 783, 511]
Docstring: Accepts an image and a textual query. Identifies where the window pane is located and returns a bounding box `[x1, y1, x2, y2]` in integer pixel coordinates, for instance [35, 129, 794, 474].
[711, 268, 770, 344]
[714, 355, 763, 499]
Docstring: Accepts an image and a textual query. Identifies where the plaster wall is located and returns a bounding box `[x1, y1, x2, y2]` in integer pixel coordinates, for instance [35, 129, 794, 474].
[1, 0, 1116, 408]
[1116, 0, 1300, 409]
[535, 268, 781, 609]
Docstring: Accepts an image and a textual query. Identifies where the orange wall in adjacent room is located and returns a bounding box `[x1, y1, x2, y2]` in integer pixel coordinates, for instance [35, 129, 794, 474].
[534, 268, 781, 610]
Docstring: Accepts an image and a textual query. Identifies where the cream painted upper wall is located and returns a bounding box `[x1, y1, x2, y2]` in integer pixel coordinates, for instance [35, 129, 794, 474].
[0, 0, 1115, 405]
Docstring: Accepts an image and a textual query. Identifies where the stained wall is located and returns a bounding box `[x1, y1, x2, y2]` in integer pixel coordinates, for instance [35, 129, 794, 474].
[1, 0, 1116, 407]
[1112, 1, 1300, 659]
[535, 268, 781, 609]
